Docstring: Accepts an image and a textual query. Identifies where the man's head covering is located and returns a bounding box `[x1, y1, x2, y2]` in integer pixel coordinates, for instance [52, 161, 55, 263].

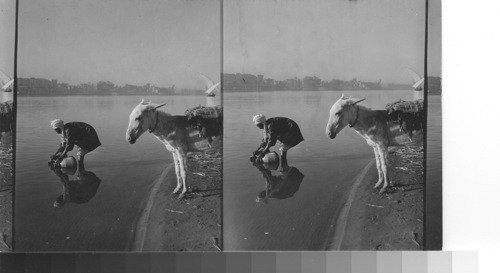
[253, 114, 266, 125]
[51, 119, 64, 129]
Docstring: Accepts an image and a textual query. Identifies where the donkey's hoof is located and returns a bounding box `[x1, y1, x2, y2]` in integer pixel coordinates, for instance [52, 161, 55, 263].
[172, 187, 181, 194]
[378, 188, 387, 194]
[374, 181, 382, 189]
[177, 192, 186, 199]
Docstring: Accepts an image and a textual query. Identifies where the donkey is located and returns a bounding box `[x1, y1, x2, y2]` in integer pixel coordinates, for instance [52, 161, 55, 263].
[325, 94, 422, 193]
[126, 99, 219, 199]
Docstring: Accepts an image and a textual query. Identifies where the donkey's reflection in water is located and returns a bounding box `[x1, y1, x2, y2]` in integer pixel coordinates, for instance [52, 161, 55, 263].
[50, 167, 101, 207]
[326, 94, 423, 194]
[253, 157, 305, 204]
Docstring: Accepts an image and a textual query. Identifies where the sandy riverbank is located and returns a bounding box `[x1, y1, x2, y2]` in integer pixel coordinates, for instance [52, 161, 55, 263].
[334, 144, 424, 250]
[133, 149, 222, 251]
[0, 134, 13, 252]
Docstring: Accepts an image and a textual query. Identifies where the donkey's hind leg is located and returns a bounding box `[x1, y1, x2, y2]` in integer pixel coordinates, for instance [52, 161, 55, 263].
[177, 150, 189, 199]
[377, 146, 390, 194]
[373, 147, 384, 189]
[172, 152, 182, 194]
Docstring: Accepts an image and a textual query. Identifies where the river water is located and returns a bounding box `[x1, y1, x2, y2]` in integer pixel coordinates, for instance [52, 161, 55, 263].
[15, 95, 215, 251]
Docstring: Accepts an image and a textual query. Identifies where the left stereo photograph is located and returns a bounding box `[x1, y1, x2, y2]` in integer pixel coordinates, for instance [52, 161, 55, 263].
[0, 0, 15, 252]
[13, 0, 222, 251]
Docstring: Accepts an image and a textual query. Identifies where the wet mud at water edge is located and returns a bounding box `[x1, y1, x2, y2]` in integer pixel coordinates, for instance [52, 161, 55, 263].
[336, 144, 424, 250]
[137, 149, 222, 251]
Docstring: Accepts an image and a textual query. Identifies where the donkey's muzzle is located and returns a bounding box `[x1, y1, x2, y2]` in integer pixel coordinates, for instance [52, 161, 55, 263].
[126, 134, 136, 144]
[327, 131, 336, 139]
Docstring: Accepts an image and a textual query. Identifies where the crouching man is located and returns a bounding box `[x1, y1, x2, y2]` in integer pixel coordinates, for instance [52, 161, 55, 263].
[50, 119, 101, 176]
[252, 114, 304, 163]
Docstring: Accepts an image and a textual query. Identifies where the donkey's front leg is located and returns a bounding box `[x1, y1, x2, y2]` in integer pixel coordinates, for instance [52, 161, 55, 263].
[377, 145, 390, 194]
[177, 150, 189, 199]
[172, 152, 182, 194]
[373, 147, 384, 189]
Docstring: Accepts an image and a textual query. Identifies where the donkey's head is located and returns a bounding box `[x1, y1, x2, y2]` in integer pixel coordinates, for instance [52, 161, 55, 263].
[326, 94, 365, 139]
[126, 99, 165, 144]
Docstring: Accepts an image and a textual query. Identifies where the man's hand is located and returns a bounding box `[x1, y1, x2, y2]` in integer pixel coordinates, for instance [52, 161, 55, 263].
[55, 153, 67, 164]
[256, 154, 264, 163]
[53, 157, 62, 165]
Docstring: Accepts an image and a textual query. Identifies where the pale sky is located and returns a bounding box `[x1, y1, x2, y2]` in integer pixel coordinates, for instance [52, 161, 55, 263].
[17, 0, 221, 89]
[7, 0, 441, 87]
[428, 0, 442, 78]
[224, 0, 439, 84]
[0, 0, 16, 78]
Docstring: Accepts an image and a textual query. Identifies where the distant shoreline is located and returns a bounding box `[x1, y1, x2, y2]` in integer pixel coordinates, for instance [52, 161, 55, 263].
[223, 89, 442, 95]
[17, 93, 209, 98]
[16, 74, 442, 96]
[224, 89, 421, 92]
[16, 90, 442, 97]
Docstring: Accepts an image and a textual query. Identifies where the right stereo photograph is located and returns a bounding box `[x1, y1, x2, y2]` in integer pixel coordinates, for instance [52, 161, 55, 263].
[223, 0, 441, 250]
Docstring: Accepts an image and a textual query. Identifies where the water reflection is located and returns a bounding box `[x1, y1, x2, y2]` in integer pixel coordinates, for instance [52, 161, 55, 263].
[253, 157, 305, 204]
[49, 166, 102, 207]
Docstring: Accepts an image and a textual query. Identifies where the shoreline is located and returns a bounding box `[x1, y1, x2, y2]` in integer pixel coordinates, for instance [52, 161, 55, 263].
[325, 159, 375, 250]
[330, 144, 424, 250]
[131, 164, 174, 251]
[133, 149, 222, 251]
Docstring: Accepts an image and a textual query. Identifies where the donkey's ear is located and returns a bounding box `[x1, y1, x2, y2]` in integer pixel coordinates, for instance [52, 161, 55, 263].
[140, 98, 147, 105]
[340, 93, 345, 99]
[153, 103, 166, 110]
[353, 98, 366, 105]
